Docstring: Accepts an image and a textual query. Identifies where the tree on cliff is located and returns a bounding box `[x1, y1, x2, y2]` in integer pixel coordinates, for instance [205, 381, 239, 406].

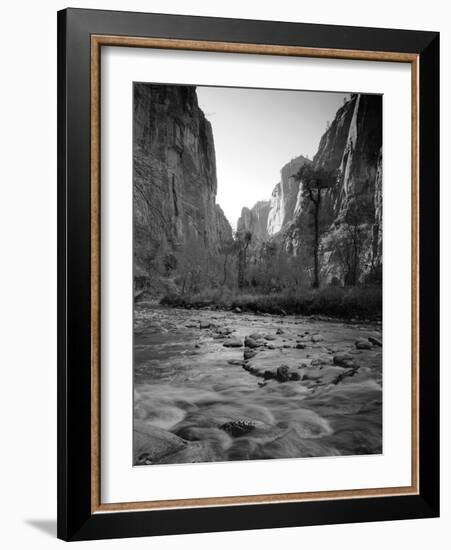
[295, 165, 337, 288]
[236, 230, 253, 289]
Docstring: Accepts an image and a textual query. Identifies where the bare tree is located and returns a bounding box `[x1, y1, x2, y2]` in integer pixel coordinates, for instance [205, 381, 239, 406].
[219, 239, 238, 288]
[236, 230, 253, 289]
[295, 165, 336, 288]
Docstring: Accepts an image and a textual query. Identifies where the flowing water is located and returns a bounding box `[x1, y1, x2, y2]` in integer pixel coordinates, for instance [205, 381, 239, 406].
[133, 304, 382, 465]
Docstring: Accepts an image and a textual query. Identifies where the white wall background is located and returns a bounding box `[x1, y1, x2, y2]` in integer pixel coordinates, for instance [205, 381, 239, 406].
[0, 0, 448, 547]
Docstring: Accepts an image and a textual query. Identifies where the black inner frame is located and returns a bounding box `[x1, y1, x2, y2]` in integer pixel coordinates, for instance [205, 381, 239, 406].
[57, 8, 439, 541]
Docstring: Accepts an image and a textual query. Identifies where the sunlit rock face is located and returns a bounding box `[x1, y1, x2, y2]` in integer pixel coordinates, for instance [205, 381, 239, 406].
[133, 84, 232, 290]
[312, 94, 383, 283]
[266, 156, 311, 236]
[237, 201, 271, 240]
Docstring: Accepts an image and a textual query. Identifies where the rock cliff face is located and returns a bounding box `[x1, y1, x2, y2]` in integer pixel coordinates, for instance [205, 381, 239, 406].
[133, 83, 233, 292]
[266, 156, 311, 235]
[312, 94, 383, 282]
[237, 201, 271, 240]
[239, 94, 382, 284]
[318, 94, 382, 223]
[236, 155, 309, 240]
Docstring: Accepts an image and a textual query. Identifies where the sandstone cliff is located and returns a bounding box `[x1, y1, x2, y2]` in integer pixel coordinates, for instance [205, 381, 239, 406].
[133, 84, 233, 293]
[236, 201, 271, 240]
[236, 155, 310, 239]
[238, 94, 382, 284]
[313, 94, 383, 283]
[267, 156, 311, 235]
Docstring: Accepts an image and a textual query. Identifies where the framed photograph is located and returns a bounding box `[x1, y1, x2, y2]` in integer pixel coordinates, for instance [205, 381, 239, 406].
[57, 8, 439, 541]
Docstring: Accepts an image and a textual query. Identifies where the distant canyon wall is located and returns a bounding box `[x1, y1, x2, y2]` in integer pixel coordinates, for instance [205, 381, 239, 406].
[237, 93, 382, 284]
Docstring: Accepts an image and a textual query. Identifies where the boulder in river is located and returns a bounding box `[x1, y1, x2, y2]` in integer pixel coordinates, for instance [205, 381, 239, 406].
[276, 365, 300, 382]
[311, 334, 324, 343]
[223, 337, 242, 348]
[134, 421, 187, 464]
[333, 352, 355, 368]
[249, 332, 265, 340]
[220, 419, 255, 437]
[355, 338, 372, 350]
[199, 321, 211, 329]
[217, 326, 234, 335]
[244, 336, 264, 348]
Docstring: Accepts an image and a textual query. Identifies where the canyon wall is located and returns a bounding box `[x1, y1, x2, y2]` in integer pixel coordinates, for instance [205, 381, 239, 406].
[236, 155, 310, 239]
[133, 83, 233, 293]
[237, 201, 271, 240]
[238, 94, 382, 284]
[314, 94, 383, 283]
[266, 156, 311, 236]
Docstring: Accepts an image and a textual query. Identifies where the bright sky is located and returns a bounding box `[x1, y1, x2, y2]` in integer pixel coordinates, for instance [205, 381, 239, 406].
[197, 86, 348, 229]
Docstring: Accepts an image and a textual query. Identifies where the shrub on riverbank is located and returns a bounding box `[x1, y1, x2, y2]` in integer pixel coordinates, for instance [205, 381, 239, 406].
[160, 286, 382, 320]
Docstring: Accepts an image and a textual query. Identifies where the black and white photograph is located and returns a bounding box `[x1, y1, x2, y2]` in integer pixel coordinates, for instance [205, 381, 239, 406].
[133, 83, 383, 466]
[0, 0, 445, 545]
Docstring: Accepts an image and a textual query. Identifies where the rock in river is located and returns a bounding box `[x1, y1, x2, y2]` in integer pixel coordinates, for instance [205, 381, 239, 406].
[249, 332, 265, 340]
[134, 421, 187, 464]
[244, 336, 264, 348]
[311, 334, 324, 343]
[223, 337, 242, 348]
[220, 419, 255, 437]
[355, 338, 372, 350]
[333, 352, 355, 367]
[276, 365, 301, 382]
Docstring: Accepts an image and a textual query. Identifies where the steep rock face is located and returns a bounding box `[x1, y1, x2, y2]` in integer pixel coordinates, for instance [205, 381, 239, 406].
[237, 94, 382, 285]
[216, 204, 234, 244]
[236, 201, 271, 240]
[313, 94, 383, 282]
[133, 83, 232, 291]
[326, 94, 382, 222]
[282, 94, 383, 283]
[267, 156, 310, 235]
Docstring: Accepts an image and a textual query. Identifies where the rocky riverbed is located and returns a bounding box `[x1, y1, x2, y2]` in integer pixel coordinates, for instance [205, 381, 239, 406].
[133, 303, 382, 466]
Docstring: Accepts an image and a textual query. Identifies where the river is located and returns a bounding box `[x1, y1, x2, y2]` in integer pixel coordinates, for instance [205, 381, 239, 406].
[133, 304, 382, 466]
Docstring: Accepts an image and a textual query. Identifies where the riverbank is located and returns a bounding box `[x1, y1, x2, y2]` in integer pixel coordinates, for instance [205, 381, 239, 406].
[159, 286, 382, 321]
